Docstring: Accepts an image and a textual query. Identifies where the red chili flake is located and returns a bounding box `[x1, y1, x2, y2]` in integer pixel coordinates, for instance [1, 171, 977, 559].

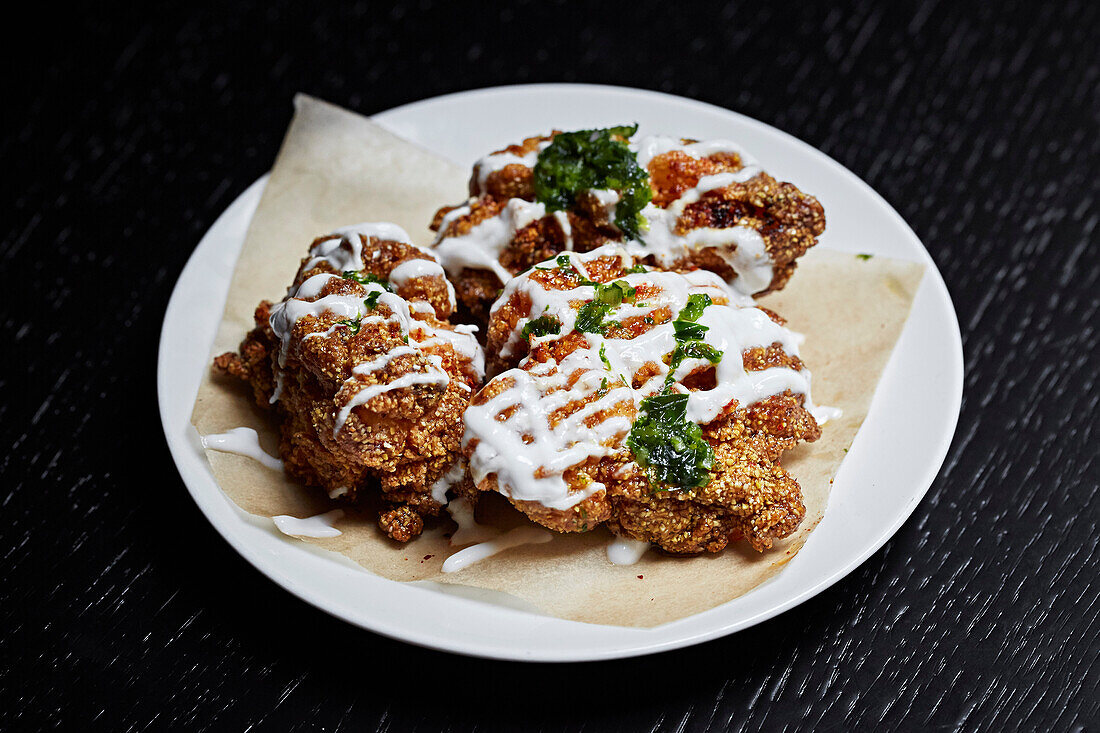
[637, 575, 644, 579]
[423, 554, 434, 560]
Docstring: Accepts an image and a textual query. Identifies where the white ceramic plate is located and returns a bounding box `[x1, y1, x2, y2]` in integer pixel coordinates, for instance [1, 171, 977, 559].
[158, 84, 963, 661]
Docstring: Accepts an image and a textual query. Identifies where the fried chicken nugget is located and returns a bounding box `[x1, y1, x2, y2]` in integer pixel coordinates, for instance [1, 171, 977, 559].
[431, 129, 825, 326]
[214, 223, 483, 541]
[463, 245, 824, 554]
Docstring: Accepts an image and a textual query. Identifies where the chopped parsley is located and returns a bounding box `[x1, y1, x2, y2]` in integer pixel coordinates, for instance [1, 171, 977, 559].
[598, 280, 637, 306]
[334, 291, 383, 334]
[626, 293, 724, 490]
[627, 393, 713, 489]
[576, 280, 637, 334]
[521, 314, 562, 339]
[662, 294, 723, 386]
[335, 318, 361, 334]
[856, 253, 874, 261]
[342, 271, 394, 291]
[575, 302, 606, 334]
[672, 320, 708, 341]
[598, 343, 612, 370]
[549, 254, 598, 285]
[677, 293, 712, 322]
[533, 124, 652, 238]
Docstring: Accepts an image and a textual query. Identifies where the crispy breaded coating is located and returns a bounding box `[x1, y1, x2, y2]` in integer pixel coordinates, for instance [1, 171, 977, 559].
[214, 226, 483, 542]
[432, 131, 824, 326]
[463, 246, 822, 554]
[607, 394, 819, 553]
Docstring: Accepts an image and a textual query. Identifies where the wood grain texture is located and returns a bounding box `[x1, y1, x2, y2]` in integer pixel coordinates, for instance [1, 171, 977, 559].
[2, 1, 1097, 730]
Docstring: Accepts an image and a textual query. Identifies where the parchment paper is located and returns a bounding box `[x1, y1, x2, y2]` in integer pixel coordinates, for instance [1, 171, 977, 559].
[191, 95, 925, 628]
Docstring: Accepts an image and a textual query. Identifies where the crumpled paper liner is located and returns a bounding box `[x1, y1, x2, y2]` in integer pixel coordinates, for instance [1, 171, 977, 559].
[190, 94, 925, 628]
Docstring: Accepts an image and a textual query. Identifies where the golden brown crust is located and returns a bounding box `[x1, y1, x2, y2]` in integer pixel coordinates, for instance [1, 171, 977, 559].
[469, 133, 549, 200]
[434, 133, 826, 325]
[299, 234, 456, 320]
[468, 250, 822, 554]
[214, 236, 482, 542]
[675, 172, 825, 295]
[648, 148, 746, 207]
[606, 393, 819, 554]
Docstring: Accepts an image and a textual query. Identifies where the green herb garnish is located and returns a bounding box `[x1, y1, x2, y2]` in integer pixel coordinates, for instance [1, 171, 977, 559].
[521, 314, 562, 339]
[533, 124, 652, 238]
[669, 340, 723, 374]
[575, 301, 607, 334]
[672, 320, 708, 341]
[576, 280, 638, 334]
[599, 343, 612, 370]
[626, 293, 724, 490]
[335, 319, 361, 334]
[364, 291, 382, 309]
[343, 271, 394, 291]
[598, 280, 636, 306]
[678, 293, 712, 322]
[856, 253, 874, 261]
[663, 293, 722, 386]
[627, 393, 713, 490]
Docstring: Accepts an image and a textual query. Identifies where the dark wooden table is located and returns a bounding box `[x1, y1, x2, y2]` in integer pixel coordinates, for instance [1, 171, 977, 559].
[4, 2, 1097, 730]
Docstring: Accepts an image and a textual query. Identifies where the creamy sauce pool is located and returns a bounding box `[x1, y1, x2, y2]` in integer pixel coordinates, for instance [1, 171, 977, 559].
[441, 527, 552, 573]
[272, 509, 345, 538]
[607, 537, 650, 565]
[202, 427, 283, 470]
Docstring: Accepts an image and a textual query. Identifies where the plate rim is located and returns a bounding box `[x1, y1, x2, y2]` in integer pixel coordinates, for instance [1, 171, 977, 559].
[158, 82, 963, 661]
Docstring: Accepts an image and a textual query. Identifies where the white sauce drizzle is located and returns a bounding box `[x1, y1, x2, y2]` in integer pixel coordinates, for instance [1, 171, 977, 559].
[445, 496, 499, 545]
[589, 188, 620, 224]
[607, 537, 650, 565]
[434, 133, 779, 295]
[631, 136, 759, 172]
[812, 405, 844, 424]
[432, 198, 547, 284]
[389, 257, 445, 286]
[201, 427, 283, 470]
[302, 222, 413, 273]
[333, 362, 451, 436]
[628, 171, 773, 295]
[388, 256, 458, 313]
[411, 321, 485, 378]
[472, 141, 548, 191]
[269, 372, 284, 404]
[269, 273, 398, 367]
[464, 245, 823, 513]
[272, 509, 345, 539]
[441, 527, 552, 573]
[265, 247, 484, 437]
[552, 210, 574, 250]
[431, 458, 468, 505]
